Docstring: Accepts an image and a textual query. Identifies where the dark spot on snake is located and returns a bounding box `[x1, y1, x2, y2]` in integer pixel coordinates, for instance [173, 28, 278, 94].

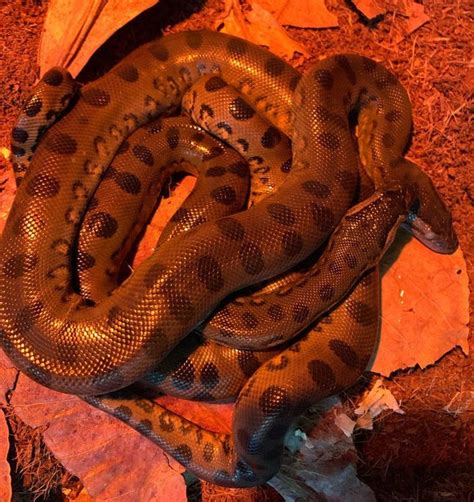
[85, 212, 118, 238]
[201, 362, 220, 389]
[166, 127, 180, 149]
[168, 293, 195, 324]
[200, 104, 214, 120]
[51, 238, 70, 256]
[114, 171, 141, 194]
[346, 300, 376, 326]
[328, 260, 343, 274]
[216, 122, 233, 136]
[137, 420, 153, 434]
[318, 132, 342, 151]
[171, 207, 190, 224]
[45, 109, 57, 121]
[237, 352, 261, 377]
[289, 74, 301, 91]
[174, 444, 193, 464]
[196, 255, 224, 292]
[265, 57, 286, 77]
[43, 68, 64, 86]
[159, 412, 175, 432]
[335, 169, 357, 192]
[242, 312, 258, 329]
[228, 160, 248, 178]
[205, 166, 226, 177]
[227, 37, 247, 57]
[267, 203, 296, 226]
[77, 250, 96, 271]
[302, 180, 330, 198]
[307, 359, 337, 390]
[81, 88, 111, 107]
[281, 158, 291, 173]
[132, 144, 154, 166]
[24, 95, 43, 116]
[344, 254, 358, 269]
[238, 241, 264, 275]
[261, 126, 281, 148]
[44, 133, 77, 154]
[335, 55, 357, 85]
[385, 109, 402, 123]
[26, 173, 60, 197]
[267, 355, 289, 371]
[267, 304, 284, 321]
[318, 284, 335, 302]
[229, 97, 255, 121]
[12, 128, 28, 143]
[204, 76, 227, 91]
[185, 31, 203, 49]
[329, 339, 360, 368]
[203, 442, 215, 462]
[293, 303, 309, 322]
[202, 146, 224, 161]
[211, 185, 237, 205]
[281, 230, 303, 257]
[115, 64, 139, 82]
[236, 138, 249, 152]
[216, 217, 245, 241]
[149, 42, 169, 61]
[191, 131, 205, 142]
[115, 405, 132, 420]
[310, 203, 335, 233]
[11, 145, 25, 157]
[382, 133, 395, 148]
[259, 386, 291, 415]
[313, 69, 334, 89]
[363, 58, 378, 72]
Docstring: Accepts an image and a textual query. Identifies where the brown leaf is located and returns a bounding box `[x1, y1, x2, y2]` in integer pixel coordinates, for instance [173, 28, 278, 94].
[39, 0, 160, 77]
[398, 0, 430, 35]
[350, 0, 385, 21]
[258, 0, 339, 29]
[214, 0, 309, 60]
[370, 232, 469, 376]
[0, 411, 11, 502]
[10, 374, 187, 501]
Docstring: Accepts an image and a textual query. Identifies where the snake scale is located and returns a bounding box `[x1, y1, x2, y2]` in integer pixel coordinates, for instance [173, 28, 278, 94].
[1, 30, 457, 486]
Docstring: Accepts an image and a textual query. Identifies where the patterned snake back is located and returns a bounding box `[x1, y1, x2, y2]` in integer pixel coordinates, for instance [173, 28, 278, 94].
[1, 30, 457, 486]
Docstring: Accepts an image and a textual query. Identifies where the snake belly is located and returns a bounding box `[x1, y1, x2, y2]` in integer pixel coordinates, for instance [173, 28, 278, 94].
[0, 30, 457, 486]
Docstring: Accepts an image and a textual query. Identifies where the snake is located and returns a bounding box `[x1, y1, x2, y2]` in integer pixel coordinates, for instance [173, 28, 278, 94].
[1, 30, 457, 486]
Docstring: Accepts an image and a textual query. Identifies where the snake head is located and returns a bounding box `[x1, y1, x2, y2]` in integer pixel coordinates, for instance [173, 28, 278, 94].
[400, 172, 458, 254]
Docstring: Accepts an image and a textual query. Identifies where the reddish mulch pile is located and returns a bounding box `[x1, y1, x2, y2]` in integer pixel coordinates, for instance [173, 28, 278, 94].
[0, 0, 472, 500]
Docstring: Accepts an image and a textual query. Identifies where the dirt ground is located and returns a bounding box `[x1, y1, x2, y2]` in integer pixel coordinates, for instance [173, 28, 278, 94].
[0, 0, 472, 500]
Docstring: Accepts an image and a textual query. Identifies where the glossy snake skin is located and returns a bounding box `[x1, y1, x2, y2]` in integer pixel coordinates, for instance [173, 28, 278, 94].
[1, 30, 457, 486]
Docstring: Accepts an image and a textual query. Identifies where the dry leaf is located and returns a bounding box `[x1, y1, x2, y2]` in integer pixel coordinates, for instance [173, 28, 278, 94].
[269, 397, 376, 501]
[258, 0, 339, 29]
[371, 232, 470, 376]
[399, 0, 430, 34]
[215, 0, 308, 60]
[10, 373, 187, 501]
[350, 0, 385, 21]
[0, 411, 11, 502]
[39, 0, 159, 77]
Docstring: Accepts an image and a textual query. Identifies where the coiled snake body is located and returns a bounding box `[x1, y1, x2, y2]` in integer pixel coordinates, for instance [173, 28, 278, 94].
[1, 30, 456, 486]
